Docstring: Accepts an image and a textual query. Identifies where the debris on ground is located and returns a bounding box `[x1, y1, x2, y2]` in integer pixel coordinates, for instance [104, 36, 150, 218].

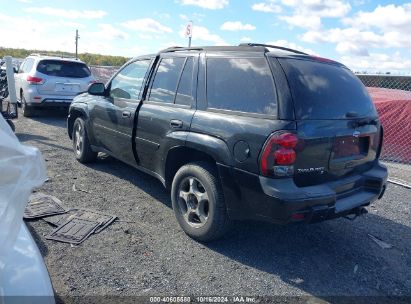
[368, 234, 393, 249]
[24, 193, 66, 219]
[72, 183, 90, 193]
[24, 193, 116, 244]
[46, 217, 102, 245]
[43, 208, 116, 234]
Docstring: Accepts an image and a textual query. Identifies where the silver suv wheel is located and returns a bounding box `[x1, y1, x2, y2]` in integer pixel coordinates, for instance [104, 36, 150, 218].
[177, 177, 210, 228]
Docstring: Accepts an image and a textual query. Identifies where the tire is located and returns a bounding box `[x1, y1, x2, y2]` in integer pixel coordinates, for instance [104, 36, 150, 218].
[21, 93, 34, 117]
[72, 117, 97, 163]
[171, 162, 232, 242]
[6, 119, 15, 132]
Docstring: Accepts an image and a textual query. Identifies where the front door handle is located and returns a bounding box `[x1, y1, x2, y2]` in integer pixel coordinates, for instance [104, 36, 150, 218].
[170, 119, 183, 129]
[122, 111, 131, 118]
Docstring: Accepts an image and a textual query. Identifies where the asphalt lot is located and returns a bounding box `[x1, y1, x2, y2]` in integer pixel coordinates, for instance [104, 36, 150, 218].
[13, 111, 411, 302]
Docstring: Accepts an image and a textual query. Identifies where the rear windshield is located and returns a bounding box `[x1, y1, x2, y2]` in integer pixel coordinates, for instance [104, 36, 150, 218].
[37, 60, 91, 78]
[279, 58, 377, 120]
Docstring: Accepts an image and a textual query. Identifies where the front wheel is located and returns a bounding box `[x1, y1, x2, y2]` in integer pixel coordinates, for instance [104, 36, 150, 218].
[72, 117, 97, 163]
[171, 162, 232, 242]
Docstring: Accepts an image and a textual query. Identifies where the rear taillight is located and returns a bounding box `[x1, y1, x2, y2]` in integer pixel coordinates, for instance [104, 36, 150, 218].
[260, 132, 298, 177]
[27, 75, 44, 85]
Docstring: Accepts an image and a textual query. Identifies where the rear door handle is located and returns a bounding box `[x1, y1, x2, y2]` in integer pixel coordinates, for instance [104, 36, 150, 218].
[170, 119, 183, 128]
[122, 111, 131, 118]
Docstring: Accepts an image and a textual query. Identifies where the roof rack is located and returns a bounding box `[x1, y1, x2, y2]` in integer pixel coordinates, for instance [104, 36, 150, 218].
[159, 46, 204, 53]
[238, 43, 308, 55]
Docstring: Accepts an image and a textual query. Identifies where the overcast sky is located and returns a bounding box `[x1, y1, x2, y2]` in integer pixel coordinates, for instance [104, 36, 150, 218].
[1, 0, 411, 73]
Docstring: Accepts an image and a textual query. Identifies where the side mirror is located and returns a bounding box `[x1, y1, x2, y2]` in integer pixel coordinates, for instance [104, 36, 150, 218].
[13, 67, 18, 73]
[88, 82, 106, 96]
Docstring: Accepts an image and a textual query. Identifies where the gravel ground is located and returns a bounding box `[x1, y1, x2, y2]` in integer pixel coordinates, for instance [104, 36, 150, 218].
[12, 111, 411, 302]
[383, 161, 411, 188]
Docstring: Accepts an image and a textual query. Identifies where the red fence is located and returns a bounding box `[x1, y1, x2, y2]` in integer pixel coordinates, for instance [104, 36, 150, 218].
[367, 87, 411, 163]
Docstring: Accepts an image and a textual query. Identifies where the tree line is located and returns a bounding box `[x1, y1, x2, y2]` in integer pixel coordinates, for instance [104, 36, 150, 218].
[0, 47, 129, 67]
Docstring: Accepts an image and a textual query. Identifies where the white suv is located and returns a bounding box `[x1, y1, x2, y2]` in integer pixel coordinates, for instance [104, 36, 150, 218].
[14, 54, 95, 117]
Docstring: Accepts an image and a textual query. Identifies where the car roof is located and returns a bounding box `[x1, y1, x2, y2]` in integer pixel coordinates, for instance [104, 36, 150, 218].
[130, 44, 344, 67]
[27, 54, 86, 64]
[126, 44, 347, 71]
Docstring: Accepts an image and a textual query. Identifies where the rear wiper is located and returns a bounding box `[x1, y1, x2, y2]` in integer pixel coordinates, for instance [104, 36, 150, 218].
[345, 111, 359, 118]
[349, 117, 378, 128]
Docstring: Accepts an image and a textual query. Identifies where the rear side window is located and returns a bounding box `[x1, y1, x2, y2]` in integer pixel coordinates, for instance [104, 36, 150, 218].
[149, 57, 185, 103]
[37, 60, 91, 78]
[279, 58, 377, 120]
[206, 58, 277, 115]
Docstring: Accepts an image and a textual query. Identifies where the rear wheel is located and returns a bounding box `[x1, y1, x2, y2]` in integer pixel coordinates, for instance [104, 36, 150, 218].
[21, 93, 34, 117]
[171, 162, 232, 242]
[72, 117, 97, 163]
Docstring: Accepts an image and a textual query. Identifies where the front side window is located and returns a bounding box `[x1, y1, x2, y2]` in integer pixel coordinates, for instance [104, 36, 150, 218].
[110, 59, 151, 100]
[149, 57, 185, 103]
[206, 57, 277, 115]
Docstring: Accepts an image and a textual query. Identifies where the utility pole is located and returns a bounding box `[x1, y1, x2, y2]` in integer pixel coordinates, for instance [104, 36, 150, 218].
[75, 29, 80, 59]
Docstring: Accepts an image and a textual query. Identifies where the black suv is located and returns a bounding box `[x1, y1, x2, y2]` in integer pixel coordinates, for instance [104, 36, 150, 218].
[67, 44, 388, 241]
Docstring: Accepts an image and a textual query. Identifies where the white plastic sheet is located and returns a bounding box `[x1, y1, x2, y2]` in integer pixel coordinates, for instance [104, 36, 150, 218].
[0, 116, 47, 269]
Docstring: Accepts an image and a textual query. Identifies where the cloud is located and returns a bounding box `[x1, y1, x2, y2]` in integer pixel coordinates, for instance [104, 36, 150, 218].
[96, 24, 129, 40]
[60, 21, 86, 29]
[266, 39, 316, 55]
[122, 18, 173, 34]
[278, 0, 351, 29]
[179, 0, 228, 9]
[301, 27, 411, 52]
[281, 0, 351, 18]
[252, 1, 282, 13]
[24, 7, 107, 19]
[341, 52, 411, 73]
[220, 21, 256, 31]
[343, 3, 411, 32]
[179, 25, 227, 45]
[335, 42, 369, 57]
[280, 14, 321, 30]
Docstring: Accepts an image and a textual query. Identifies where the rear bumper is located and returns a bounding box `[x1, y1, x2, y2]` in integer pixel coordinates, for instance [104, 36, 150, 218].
[27, 99, 73, 108]
[219, 161, 388, 224]
[23, 88, 76, 107]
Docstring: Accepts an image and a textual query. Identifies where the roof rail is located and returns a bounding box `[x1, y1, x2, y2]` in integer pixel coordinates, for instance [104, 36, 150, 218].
[159, 46, 204, 53]
[238, 43, 308, 55]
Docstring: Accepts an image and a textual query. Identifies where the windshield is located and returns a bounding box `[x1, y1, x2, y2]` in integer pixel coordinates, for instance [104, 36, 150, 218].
[37, 60, 91, 78]
[278, 58, 377, 120]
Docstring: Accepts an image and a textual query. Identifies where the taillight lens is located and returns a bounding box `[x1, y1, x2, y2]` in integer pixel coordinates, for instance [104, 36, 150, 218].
[27, 75, 44, 85]
[260, 132, 298, 177]
[275, 148, 296, 165]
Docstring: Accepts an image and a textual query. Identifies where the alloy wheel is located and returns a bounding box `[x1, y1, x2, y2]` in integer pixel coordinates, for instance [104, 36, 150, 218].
[178, 177, 210, 228]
